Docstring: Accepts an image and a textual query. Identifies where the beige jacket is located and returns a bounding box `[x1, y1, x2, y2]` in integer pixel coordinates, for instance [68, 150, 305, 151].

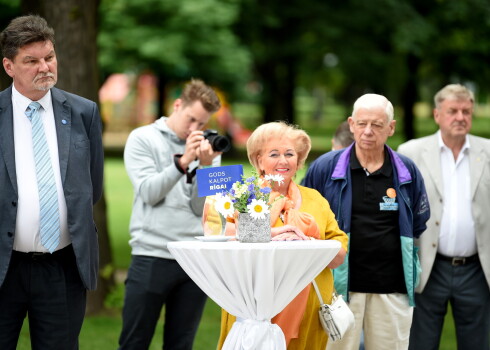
[398, 132, 490, 292]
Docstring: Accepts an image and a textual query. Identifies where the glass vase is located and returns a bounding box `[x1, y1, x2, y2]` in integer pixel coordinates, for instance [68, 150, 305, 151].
[236, 212, 271, 243]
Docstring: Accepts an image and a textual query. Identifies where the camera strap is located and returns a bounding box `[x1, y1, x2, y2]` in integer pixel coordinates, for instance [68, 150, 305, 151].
[187, 166, 198, 184]
[173, 154, 197, 184]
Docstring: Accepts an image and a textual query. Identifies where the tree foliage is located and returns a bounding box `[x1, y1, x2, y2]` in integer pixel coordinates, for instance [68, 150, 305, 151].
[0, 0, 21, 89]
[233, 0, 332, 123]
[97, 0, 490, 135]
[309, 0, 490, 138]
[98, 0, 251, 95]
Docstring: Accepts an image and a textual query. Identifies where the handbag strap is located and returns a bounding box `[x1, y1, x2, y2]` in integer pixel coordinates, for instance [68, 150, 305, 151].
[313, 279, 341, 305]
[312, 279, 325, 304]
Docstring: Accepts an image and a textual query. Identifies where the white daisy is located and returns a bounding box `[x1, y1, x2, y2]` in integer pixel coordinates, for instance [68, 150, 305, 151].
[247, 199, 270, 220]
[214, 194, 234, 218]
[264, 174, 284, 185]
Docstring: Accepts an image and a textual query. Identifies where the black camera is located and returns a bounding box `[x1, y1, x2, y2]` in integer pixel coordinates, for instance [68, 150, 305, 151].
[203, 129, 231, 152]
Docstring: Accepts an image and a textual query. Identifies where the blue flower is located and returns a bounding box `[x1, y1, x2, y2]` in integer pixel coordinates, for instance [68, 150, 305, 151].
[260, 187, 271, 194]
[246, 176, 255, 183]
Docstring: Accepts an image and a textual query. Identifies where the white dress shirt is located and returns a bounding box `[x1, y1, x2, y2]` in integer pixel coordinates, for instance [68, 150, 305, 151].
[12, 85, 70, 252]
[437, 131, 477, 257]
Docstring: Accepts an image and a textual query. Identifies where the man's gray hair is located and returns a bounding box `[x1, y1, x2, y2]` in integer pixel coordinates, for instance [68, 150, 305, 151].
[352, 93, 394, 122]
[434, 84, 474, 109]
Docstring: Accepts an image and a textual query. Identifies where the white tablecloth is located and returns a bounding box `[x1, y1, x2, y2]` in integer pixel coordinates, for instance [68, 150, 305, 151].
[168, 240, 341, 350]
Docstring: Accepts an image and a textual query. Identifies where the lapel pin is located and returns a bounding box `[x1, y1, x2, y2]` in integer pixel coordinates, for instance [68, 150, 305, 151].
[61, 119, 68, 125]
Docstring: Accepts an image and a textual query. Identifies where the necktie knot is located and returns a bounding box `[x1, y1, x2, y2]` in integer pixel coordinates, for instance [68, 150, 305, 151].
[25, 102, 42, 120]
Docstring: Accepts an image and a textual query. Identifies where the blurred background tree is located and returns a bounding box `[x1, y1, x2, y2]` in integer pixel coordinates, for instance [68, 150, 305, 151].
[2, 0, 490, 138]
[96, 0, 490, 134]
[98, 0, 252, 118]
[304, 0, 490, 139]
[0, 0, 20, 87]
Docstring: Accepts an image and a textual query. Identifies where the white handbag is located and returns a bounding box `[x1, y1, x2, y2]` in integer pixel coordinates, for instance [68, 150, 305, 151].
[312, 280, 355, 342]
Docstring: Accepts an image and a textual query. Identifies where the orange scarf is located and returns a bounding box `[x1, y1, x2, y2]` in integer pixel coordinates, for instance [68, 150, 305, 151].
[267, 180, 320, 345]
[268, 180, 320, 240]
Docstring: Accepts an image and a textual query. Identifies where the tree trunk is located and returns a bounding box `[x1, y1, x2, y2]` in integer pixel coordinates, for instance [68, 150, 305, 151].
[401, 54, 420, 141]
[259, 57, 297, 124]
[0, 69, 10, 90]
[21, 0, 114, 315]
[156, 73, 167, 120]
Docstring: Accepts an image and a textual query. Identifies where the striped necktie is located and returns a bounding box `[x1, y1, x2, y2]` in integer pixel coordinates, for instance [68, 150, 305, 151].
[25, 102, 60, 253]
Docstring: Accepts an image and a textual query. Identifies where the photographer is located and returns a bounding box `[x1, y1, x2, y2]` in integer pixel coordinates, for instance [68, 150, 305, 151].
[118, 79, 222, 350]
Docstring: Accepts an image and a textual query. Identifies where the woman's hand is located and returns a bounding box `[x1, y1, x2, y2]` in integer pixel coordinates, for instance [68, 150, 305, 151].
[327, 247, 347, 269]
[271, 225, 309, 241]
[272, 232, 304, 241]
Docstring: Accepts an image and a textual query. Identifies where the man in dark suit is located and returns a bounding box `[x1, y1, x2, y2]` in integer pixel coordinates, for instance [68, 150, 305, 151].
[0, 15, 103, 349]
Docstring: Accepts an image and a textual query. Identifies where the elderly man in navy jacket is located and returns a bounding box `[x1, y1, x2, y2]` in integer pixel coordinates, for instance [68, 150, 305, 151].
[304, 93, 429, 350]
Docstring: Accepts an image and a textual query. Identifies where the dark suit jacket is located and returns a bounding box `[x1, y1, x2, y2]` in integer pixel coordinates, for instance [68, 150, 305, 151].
[0, 86, 104, 291]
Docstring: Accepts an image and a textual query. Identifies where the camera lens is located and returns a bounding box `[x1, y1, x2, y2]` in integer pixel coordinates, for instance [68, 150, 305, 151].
[210, 135, 231, 152]
[203, 130, 232, 152]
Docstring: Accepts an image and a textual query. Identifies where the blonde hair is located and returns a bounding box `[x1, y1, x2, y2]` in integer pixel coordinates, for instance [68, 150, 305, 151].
[247, 121, 311, 172]
[434, 84, 474, 108]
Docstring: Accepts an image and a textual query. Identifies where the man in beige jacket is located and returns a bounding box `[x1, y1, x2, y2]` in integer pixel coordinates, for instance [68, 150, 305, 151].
[398, 84, 490, 350]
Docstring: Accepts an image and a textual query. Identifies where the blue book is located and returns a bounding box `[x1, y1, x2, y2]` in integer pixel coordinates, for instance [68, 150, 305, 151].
[197, 164, 244, 197]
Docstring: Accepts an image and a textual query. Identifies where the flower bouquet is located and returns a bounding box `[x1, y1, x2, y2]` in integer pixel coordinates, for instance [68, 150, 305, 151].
[214, 172, 283, 242]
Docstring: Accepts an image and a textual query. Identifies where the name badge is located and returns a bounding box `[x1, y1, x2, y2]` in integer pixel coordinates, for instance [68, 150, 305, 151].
[379, 196, 399, 211]
[197, 164, 243, 197]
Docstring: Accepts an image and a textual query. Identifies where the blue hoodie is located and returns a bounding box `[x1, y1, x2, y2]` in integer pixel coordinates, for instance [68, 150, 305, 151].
[303, 143, 430, 306]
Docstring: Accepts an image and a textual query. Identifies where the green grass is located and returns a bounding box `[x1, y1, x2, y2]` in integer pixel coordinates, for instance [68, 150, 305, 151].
[105, 158, 133, 269]
[18, 298, 222, 350]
